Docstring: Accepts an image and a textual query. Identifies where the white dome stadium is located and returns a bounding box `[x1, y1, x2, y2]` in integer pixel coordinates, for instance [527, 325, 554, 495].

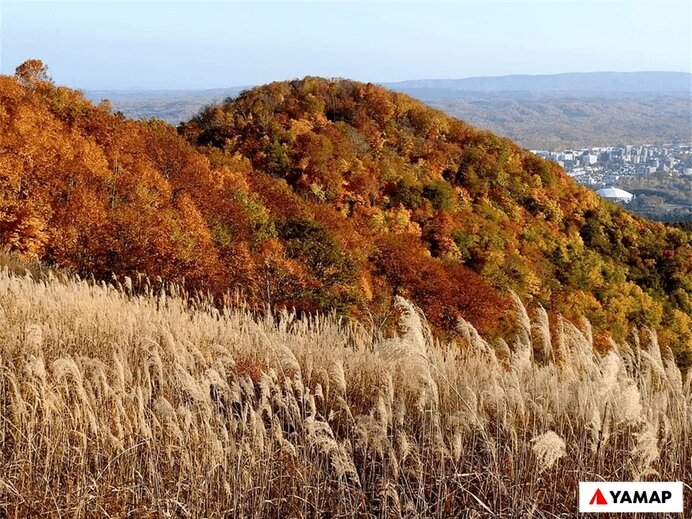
[596, 187, 634, 203]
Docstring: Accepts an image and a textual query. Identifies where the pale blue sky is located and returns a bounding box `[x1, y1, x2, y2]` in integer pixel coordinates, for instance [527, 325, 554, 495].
[1, 0, 690, 90]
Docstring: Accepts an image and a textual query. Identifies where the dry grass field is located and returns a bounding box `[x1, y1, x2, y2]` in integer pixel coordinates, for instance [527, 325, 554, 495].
[0, 263, 689, 517]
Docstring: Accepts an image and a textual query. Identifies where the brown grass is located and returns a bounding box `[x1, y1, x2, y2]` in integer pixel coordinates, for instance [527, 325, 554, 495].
[0, 267, 689, 517]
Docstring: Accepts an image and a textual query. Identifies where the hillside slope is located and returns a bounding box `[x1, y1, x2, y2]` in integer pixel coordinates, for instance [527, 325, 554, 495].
[1, 62, 690, 362]
[182, 77, 691, 361]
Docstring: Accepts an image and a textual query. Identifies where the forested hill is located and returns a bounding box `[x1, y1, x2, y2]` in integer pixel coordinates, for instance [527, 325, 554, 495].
[2, 62, 690, 364]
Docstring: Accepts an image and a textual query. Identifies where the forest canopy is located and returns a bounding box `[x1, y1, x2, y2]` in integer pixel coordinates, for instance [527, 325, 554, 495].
[1, 62, 690, 365]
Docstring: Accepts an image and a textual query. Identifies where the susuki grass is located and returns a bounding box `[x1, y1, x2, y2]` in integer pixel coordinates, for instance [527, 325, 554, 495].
[0, 266, 689, 517]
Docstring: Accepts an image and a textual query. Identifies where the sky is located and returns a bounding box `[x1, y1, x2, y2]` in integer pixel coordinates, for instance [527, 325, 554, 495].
[1, 0, 690, 90]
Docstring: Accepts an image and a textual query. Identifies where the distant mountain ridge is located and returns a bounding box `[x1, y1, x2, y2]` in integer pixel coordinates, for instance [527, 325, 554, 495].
[86, 72, 691, 101]
[86, 72, 692, 150]
[85, 87, 245, 124]
[385, 71, 692, 94]
[85, 87, 245, 102]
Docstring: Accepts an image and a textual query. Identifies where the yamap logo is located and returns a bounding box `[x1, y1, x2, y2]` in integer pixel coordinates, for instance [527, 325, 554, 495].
[588, 488, 608, 505]
[579, 482, 683, 513]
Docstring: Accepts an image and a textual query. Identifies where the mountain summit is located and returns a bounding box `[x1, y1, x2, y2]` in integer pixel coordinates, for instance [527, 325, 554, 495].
[1, 65, 690, 361]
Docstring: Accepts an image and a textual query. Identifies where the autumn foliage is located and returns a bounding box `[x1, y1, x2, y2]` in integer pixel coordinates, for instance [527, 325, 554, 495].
[0, 62, 689, 361]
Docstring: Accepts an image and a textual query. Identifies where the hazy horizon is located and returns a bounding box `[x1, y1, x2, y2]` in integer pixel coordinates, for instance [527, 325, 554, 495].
[2, 1, 690, 90]
[76, 71, 691, 94]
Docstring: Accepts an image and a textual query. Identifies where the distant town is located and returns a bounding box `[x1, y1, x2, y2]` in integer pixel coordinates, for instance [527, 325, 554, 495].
[531, 143, 692, 222]
[532, 143, 692, 189]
